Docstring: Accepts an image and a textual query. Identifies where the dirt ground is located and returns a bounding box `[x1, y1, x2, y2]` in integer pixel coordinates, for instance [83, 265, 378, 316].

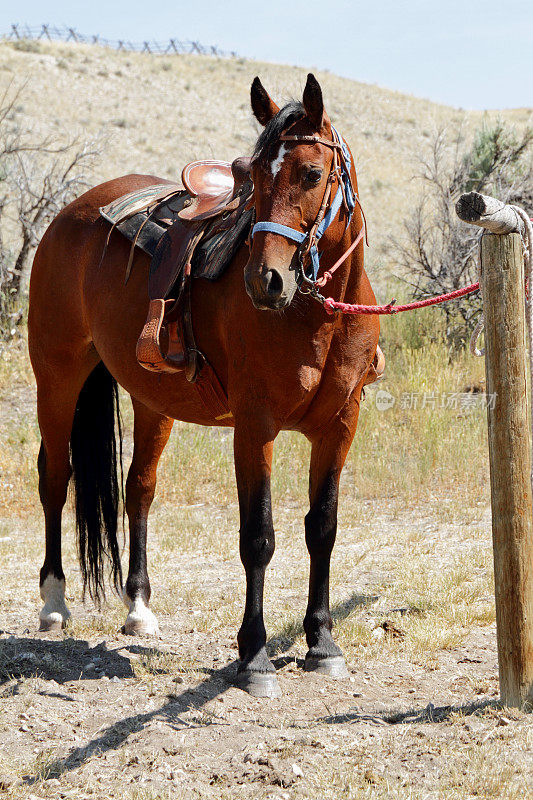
[1, 356, 532, 800]
[1, 506, 532, 800]
[0, 612, 525, 800]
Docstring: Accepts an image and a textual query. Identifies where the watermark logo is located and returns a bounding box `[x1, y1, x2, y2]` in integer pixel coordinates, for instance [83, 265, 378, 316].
[372, 390, 496, 412]
[375, 389, 396, 412]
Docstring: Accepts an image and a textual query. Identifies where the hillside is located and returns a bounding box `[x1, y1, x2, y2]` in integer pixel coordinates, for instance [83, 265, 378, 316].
[1, 38, 531, 286]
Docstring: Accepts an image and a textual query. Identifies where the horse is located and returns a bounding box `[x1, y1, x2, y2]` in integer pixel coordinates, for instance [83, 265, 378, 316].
[28, 73, 380, 698]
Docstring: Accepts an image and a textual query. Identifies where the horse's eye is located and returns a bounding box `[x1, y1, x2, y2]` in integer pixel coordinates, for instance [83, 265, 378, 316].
[305, 169, 322, 186]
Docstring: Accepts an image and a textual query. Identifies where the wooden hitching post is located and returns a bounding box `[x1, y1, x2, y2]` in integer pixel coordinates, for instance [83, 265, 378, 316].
[456, 193, 533, 709]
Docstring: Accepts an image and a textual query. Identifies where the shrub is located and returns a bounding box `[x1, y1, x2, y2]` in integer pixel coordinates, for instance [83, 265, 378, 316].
[392, 121, 533, 348]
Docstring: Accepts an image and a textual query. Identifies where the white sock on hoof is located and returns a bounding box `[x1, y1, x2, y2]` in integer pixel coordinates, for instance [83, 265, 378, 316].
[39, 575, 71, 630]
[123, 592, 159, 636]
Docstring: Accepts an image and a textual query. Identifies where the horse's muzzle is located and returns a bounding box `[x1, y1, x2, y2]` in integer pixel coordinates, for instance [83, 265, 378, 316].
[244, 262, 295, 310]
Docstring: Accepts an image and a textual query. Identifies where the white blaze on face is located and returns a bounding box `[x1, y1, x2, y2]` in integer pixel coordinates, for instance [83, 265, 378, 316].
[270, 143, 288, 179]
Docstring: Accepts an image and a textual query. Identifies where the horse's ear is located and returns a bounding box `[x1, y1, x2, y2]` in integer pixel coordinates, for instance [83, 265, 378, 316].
[251, 77, 280, 126]
[303, 73, 324, 130]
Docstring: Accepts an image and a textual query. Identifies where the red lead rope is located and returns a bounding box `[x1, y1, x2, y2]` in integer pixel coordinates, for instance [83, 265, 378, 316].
[319, 215, 533, 315]
[322, 282, 480, 316]
[312, 217, 481, 315]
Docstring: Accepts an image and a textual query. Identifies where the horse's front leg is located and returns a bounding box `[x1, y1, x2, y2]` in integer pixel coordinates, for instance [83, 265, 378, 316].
[234, 416, 280, 698]
[304, 400, 360, 677]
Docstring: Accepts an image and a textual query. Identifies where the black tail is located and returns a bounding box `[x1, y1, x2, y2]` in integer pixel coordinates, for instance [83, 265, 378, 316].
[70, 361, 123, 603]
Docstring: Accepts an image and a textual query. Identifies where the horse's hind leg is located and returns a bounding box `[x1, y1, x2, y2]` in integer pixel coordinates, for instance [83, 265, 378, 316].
[303, 400, 361, 677]
[36, 355, 98, 631]
[122, 398, 173, 636]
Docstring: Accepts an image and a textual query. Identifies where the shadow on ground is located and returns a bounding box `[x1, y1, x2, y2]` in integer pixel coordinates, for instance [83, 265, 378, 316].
[20, 647, 498, 785]
[0, 636, 134, 689]
[319, 699, 498, 726]
[266, 592, 379, 655]
[22, 652, 239, 784]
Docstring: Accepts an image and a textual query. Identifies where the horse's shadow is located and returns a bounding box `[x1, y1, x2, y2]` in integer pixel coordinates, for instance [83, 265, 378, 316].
[0, 635, 134, 694]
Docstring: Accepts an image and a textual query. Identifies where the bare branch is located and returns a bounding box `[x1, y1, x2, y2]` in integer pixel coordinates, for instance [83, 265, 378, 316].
[0, 82, 102, 338]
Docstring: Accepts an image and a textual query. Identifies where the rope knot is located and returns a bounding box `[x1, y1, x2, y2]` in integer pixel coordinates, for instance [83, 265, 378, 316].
[315, 270, 333, 288]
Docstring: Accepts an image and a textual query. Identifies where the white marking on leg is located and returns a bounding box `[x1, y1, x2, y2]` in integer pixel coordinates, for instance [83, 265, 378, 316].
[270, 144, 287, 179]
[123, 591, 160, 636]
[39, 575, 71, 631]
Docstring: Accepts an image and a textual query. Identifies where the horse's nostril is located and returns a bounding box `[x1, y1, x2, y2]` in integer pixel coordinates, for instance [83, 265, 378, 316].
[263, 269, 283, 299]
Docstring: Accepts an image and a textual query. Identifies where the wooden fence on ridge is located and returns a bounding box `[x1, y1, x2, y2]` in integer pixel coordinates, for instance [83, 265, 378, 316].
[2, 24, 238, 58]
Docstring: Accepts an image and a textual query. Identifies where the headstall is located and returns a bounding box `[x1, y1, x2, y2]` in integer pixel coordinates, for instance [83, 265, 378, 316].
[250, 125, 363, 304]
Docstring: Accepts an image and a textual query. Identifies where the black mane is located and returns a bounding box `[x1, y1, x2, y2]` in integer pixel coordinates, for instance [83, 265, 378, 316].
[253, 100, 305, 163]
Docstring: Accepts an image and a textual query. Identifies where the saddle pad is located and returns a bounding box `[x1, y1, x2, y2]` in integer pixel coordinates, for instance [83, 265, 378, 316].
[115, 213, 167, 257]
[101, 197, 252, 289]
[100, 183, 182, 227]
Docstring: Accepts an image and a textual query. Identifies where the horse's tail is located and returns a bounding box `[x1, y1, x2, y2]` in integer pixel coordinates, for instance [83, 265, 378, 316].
[70, 361, 123, 603]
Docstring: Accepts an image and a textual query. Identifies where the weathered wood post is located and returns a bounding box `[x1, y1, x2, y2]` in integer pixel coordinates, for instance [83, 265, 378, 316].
[456, 192, 533, 708]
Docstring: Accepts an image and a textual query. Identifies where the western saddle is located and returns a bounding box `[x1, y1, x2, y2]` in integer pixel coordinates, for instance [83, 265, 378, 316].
[181, 158, 252, 220]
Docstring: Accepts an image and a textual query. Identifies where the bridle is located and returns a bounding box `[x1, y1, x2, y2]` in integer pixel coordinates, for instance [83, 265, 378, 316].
[250, 124, 365, 306]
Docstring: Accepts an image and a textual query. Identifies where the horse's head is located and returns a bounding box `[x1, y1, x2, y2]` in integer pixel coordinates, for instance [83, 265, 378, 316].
[245, 73, 354, 311]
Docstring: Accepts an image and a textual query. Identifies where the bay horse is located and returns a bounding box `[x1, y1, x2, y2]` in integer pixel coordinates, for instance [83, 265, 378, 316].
[28, 74, 380, 697]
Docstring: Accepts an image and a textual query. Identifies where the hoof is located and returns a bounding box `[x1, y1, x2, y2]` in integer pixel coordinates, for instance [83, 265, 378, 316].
[39, 575, 71, 632]
[122, 595, 160, 637]
[123, 613, 160, 637]
[39, 613, 68, 633]
[304, 654, 349, 678]
[236, 670, 282, 698]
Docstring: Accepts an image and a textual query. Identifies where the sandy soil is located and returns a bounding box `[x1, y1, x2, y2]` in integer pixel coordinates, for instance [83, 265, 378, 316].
[0, 499, 532, 800]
